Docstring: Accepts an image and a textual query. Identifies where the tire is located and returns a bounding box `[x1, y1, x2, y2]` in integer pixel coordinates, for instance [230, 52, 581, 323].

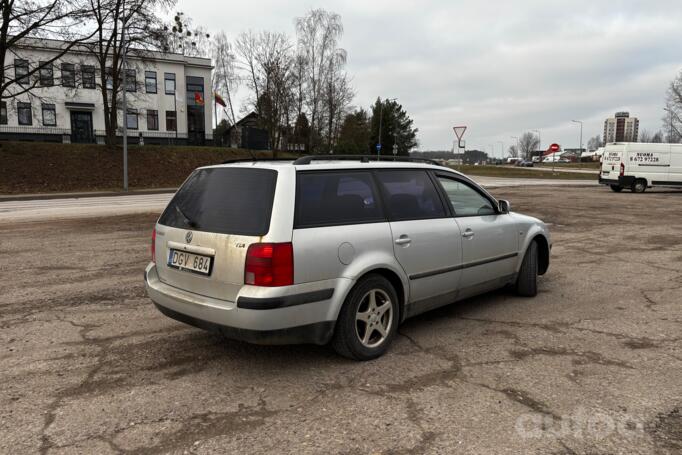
[631, 179, 647, 193]
[610, 185, 623, 193]
[332, 274, 399, 361]
[516, 241, 538, 297]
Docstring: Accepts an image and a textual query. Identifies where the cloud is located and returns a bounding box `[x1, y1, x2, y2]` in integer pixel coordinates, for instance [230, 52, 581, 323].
[178, 0, 682, 151]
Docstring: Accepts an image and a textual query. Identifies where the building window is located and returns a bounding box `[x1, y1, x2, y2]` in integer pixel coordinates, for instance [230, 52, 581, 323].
[126, 108, 138, 130]
[125, 68, 136, 92]
[166, 110, 177, 131]
[145, 71, 157, 94]
[39, 62, 54, 86]
[18, 102, 33, 125]
[61, 63, 75, 87]
[147, 109, 159, 130]
[42, 104, 57, 126]
[105, 67, 113, 90]
[0, 102, 7, 125]
[164, 72, 176, 95]
[81, 65, 96, 89]
[15, 59, 29, 85]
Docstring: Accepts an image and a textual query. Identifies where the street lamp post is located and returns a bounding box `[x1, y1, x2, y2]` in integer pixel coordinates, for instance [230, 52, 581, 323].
[497, 141, 504, 161]
[572, 120, 583, 167]
[121, 0, 128, 191]
[377, 97, 397, 157]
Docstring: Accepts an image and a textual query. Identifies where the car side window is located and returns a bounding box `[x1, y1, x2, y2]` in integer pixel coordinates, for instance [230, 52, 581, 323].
[437, 177, 496, 217]
[295, 172, 384, 228]
[375, 170, 446, 221]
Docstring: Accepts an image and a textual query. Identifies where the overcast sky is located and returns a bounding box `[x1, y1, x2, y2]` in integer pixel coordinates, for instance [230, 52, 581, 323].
[177, 0, 682, 154]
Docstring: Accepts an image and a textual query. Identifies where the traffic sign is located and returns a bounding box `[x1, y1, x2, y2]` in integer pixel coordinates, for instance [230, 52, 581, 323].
[549, 143, 560, 153]
[453, 126, 467, 149]
[453, 126, 467, 140]
[376, 144, 382, 151]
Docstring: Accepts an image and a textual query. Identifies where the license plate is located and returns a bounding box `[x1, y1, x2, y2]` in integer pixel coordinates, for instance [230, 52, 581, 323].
[168, 249, 212, 275]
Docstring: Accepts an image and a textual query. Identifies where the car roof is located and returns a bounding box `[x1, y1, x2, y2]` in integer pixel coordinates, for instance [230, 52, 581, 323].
[202, 158, 461, 174]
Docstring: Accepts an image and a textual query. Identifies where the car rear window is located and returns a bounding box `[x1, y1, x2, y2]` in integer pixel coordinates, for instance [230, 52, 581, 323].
[375, 170, 446, 221]
[159, 167, 277, 236]
[295, 171, 384, 228]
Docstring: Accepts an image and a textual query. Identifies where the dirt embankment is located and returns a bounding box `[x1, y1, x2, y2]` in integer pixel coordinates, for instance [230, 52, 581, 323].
[0, 141, 283, 194]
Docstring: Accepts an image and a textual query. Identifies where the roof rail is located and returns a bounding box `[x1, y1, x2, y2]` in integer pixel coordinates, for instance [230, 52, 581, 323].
[222, 157, 297, 164]
[292, 155, 444, 166]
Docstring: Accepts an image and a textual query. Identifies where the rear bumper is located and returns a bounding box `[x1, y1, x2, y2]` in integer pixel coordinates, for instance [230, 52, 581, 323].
[153, 303, 335, 345]
[144, 263, 346, 345]
[599, 176, 635, 187]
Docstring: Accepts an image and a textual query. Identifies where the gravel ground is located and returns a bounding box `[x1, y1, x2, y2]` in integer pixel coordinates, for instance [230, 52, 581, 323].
[1, 185, 680, 454]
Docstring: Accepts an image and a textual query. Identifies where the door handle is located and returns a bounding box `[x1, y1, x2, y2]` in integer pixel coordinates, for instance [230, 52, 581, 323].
[395, 235, 412, 246]
[462, 229, 475, 238]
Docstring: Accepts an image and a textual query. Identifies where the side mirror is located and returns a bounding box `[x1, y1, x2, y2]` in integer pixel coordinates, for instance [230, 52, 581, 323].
[498, 199, 511, 214]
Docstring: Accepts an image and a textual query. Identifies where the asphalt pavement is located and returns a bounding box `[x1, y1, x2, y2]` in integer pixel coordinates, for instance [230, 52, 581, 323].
[1, 185, 679, 454]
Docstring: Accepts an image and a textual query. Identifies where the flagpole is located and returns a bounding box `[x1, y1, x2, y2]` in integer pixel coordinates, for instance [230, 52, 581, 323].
[214, 93, 218, 145]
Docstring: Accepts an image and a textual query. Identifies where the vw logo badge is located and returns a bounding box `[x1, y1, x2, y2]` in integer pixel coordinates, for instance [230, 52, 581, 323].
[185, 231, 193, 243]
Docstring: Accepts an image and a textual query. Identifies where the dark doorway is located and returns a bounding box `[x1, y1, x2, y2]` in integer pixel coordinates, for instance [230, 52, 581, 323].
[70, 111, 94, 143]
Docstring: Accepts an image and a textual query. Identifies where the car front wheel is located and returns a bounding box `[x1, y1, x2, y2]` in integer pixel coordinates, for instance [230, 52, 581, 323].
[332, 274, 399, 361]
[516, 241, 538, 297]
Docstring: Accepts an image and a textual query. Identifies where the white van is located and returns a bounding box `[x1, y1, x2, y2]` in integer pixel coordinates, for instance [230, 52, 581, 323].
[599, 142, 682, 192]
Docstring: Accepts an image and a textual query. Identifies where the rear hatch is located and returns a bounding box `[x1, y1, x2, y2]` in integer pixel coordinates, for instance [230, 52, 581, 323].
[601, 148, 623, 179]
[155, 167, 278, 302]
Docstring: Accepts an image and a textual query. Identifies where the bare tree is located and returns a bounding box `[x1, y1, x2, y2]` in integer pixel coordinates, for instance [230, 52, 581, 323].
[84, 0, 173, 145]
[507, 144, 519, 158]
[651, 130, 664, 143]
[163, 11, 210, 57]
[211, 31, 238, 125]
[518, 131, 539, 160]
[295, 8, 345, 152]
[663, 71, 682, 143]
[0, 0, 94, 102]
[586, 134, 603, 151]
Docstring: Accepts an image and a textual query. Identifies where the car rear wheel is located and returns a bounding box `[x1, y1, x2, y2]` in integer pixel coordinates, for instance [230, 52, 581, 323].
[332, 274, 398, 361]
[610, 185, 623, 192]
[516, 241, 538, 297]
[631, 179, 647, 193]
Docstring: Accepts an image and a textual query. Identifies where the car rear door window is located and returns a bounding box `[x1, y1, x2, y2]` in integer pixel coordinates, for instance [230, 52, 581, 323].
[159, 167, 277, 236]
[437, 177, 496, 216]
[375, 170, 446, 221]
[295, 172, 384, 228]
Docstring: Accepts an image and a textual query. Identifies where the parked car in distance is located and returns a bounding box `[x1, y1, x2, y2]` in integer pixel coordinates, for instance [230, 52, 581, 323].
[516, 160, 534, 167]
[145, 156, 552, 360]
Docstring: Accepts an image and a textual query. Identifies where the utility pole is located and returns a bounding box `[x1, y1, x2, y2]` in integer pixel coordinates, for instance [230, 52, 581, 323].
[121, 0, 128, 191]
[572, 120, 583, 167]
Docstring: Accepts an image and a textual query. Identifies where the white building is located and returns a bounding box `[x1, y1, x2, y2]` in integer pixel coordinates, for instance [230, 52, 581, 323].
[1, 38, 213, 145]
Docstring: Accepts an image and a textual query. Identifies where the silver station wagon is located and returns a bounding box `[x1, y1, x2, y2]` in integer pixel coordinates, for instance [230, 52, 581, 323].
[145, 156, 551, 360]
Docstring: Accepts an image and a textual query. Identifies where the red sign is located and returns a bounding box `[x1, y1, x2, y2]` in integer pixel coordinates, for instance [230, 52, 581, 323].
[549, 143, 560, 152]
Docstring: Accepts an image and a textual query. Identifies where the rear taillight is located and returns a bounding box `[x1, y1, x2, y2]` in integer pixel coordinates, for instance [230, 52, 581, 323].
[245, 243, 293, 287]
[620, 162, 625, 176]
[151, 228, 156, 263]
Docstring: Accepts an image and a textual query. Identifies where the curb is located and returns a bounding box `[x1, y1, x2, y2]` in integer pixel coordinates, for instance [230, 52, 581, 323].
[0, 188, 177, 202]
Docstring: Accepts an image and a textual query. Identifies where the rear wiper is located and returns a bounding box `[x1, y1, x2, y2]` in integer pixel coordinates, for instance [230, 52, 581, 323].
[175, 204, 198, 228]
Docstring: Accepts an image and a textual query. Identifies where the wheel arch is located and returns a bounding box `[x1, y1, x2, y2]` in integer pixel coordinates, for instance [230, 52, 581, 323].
[338, 267, 408, 324]
[533, 234, 550, 276]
